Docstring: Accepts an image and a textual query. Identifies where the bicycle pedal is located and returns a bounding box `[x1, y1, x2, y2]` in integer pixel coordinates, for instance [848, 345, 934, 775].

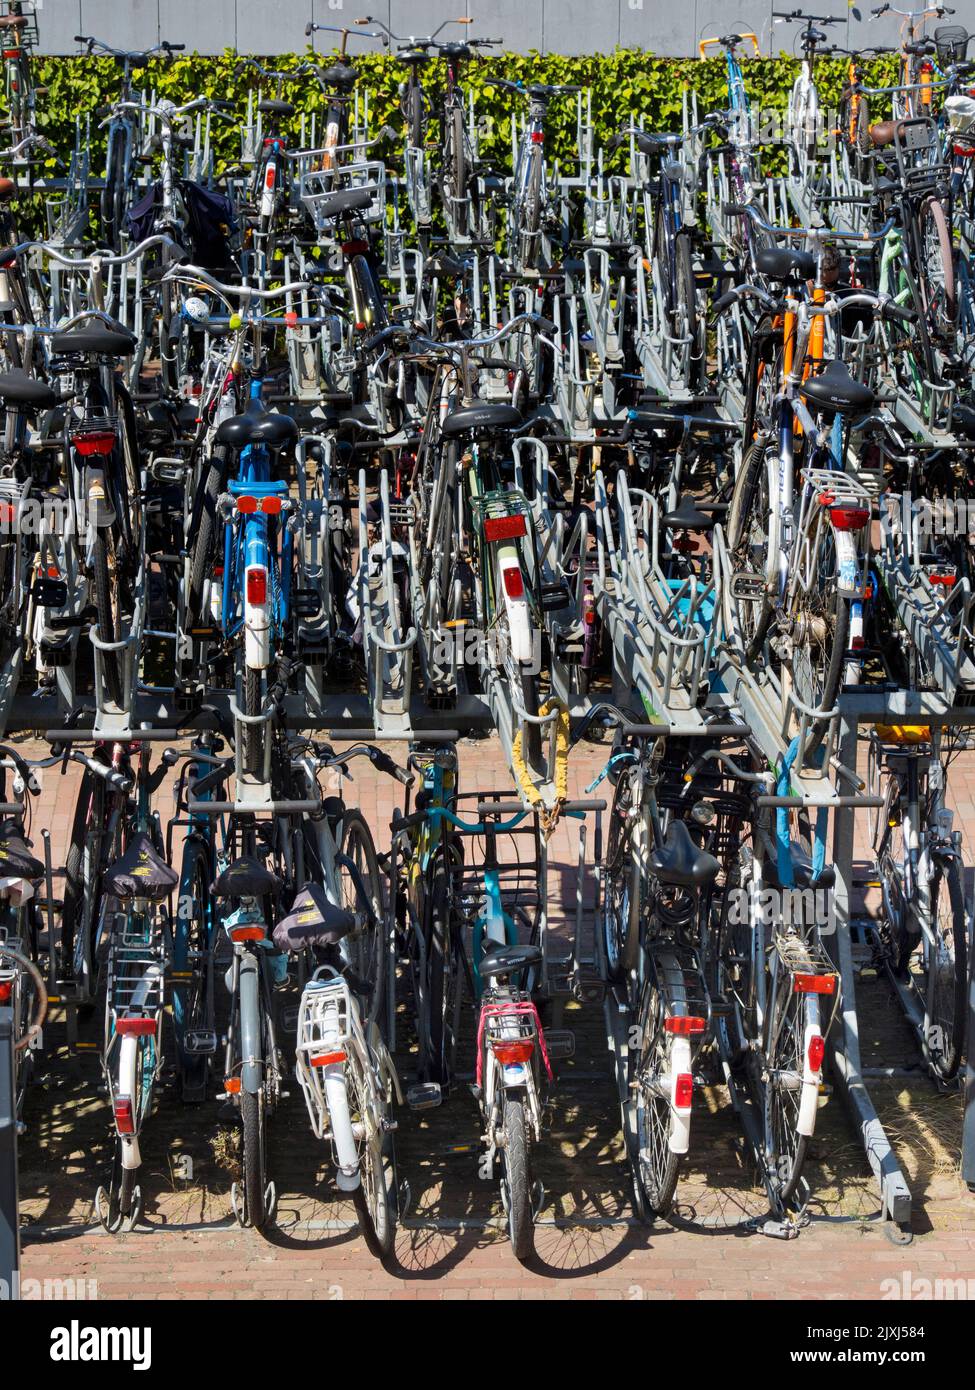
[280, 1006, 300, 1033]
[572, 968, 605, 1005]
[406, 1081, 442, 1110]
[730, 571, 766, 601]
[543, 1028, 575, 1061]
[183, 1029, 218, 1055]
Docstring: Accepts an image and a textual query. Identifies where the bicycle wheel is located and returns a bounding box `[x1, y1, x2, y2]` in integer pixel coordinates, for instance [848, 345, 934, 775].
[422, 861, 451, 1086]
[631, 972, 683, 1216]
[604, 764, 641, 983]
[242, 666, 263, 777]
[925, 855, 967, 1081]
[520, 149, 543, 269]
[726, 437, 777, 659]
[406, 82, 423, 148]
[787, 516, 850, 758]
[501, 1094, 534, 1261]
[185, 452, 226, 633]
[350, 1044, 396, 1259]
[92, 528, 123, 708]
[764, 971, 816, 1206]
[920, 196, 956, 339]
[339, 811, 385, 1027]
[241, 1086, 269, 1228]
[451, 105, 467, 235]
[173, 837, 213, 1101]
[60, 771, 108, 994]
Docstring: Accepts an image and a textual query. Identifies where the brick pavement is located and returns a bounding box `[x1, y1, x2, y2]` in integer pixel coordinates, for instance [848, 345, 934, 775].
[10, 732, 975, 1298]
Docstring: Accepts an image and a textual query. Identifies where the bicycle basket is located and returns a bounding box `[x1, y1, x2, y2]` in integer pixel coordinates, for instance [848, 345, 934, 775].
[935, 24, 970, 66]
[299, 162, 386, 232]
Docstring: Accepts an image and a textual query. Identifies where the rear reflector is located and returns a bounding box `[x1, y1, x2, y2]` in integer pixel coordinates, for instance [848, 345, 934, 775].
[113, 1097, 135, 1134]
[0, 978, 13, 1004]
[531, 130, 544, 144]
[224, 1078, 241, 1094]
[492, 1039, 534, 1065]
[246, 568, 268, 605]
[484, 513, 527, 542]
[236, 496, 282, 515]
[310, 1050, 347, 1067]
[674, 1074, 693, 1109]
[807, 1034, 826, 1072]
[230, 925, 265, 942]
[794, 973, 837, 995]
[664, 1015, 706, 1036]
[116, 1016, 156, 1037]
[71, 431, 116, 457]
[829, 505, 869, 531]
[502, 566, 524, 600]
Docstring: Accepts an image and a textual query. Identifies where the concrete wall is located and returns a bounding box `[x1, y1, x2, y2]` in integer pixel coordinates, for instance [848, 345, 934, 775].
[34, 0, 975, 58]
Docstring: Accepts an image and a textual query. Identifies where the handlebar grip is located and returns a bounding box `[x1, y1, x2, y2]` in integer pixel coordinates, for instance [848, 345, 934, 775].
[723, 203, 749, 215]
[392, 807, 428, 832]
[884, 302, 917, 325]
[621, 722, 672, 737]
[371, 750, 414, 786]
[533, 316, 558, 335]
[712, 291, 738, 314]
[305, 21, 314, 36]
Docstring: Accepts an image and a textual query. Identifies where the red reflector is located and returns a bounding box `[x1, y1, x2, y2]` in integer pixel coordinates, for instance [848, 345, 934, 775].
[502, 565, 524, 599]
[236, 495, 258, 513]
[246, 568, 268, 605]
[230, 925, 265, 942]
[484, 513, 527, 542]
[531, 130, 544, 144]
[342, 240, 369, 256]
[260, 496, 282, 515]
[46, 565, 60, 579]
[794, 973, 837, 995]
[310, 1050, 347, 1067]
[674, 1073, 693, 1108]
[284, 311, 297, 328]
[113, 1097, 135, 1134]
[808, 1034, 826, 1072]
[0, 502, 15, 525]
[492, 1039, 534, 1065]
[664, 1015, 707, 1036]
[0, 978, 13, 1004]
[116, 1016, 156, 1037]
[584, 609, 595, 624]
[264, 165, 276, 188]
[71, 431, 116, 457]
[931, 571, 957, 587]
[851, 635, 866, 650]
[830, 505, 869, 531]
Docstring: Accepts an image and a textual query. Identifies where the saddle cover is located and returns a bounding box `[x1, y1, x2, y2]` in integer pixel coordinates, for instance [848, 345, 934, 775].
[272, 883, 356, 954]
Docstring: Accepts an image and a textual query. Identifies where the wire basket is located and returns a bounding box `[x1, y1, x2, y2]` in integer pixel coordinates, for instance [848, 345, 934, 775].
[935, 24, 970, 65]
[299, 161, 386, 232]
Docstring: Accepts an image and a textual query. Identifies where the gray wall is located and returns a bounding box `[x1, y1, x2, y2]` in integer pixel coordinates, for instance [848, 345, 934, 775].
[34, 0, 975, 58]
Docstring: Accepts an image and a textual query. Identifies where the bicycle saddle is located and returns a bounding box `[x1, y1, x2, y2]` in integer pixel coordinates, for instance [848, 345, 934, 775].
[477, 942, 543, 980]
[0, 178, 15, 202]
[213, 855, 283, 899]
[257, 98, 294, 118]
[951, 402, 975, 438]
[317, 186, 373, 221]
[271, 883, 356, 953]
[798, 359, 875, 417]
[648, 818, 720, 890]
[103, 833, 179, 901]
[49, 325, 137, 359]
[754, 245, 816, 283]
[635, 131, 681, 156]
[766, 843, 836, 892]
[439, 42, 471, 60]
[215, 397, 298, 450]
[318, 62, 358, 89]
[868, 119, 904, 149]
[0, 368, 57, 410]
[0, 822, 44, 881]
[664, 495, 716, 532]
[440, 401, 522, 438]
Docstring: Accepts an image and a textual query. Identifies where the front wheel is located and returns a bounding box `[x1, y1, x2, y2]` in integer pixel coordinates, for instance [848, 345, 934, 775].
[925, 855, 967, 1081]
[501, 1095, 534, 1261]
[240, 1087, 269, 1229]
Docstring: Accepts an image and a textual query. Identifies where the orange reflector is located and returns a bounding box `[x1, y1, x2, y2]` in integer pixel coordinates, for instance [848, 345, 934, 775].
[0, 979, 13, 1004]
[310, 1050, 347, 1067]
[260, 496, 282, 515]
[793, 973, 837, 995]
[224, 1078, 241, 1094]
[236, 495, 258, 513]
[230, 925, 265, 942]
[664, 1015, 707, 1036]
[484, 514, 527, 542]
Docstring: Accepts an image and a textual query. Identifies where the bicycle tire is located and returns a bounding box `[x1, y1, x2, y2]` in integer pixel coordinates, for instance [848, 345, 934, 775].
[423, 861, 451, 1086]
[241, 1087, 268, 1228]
[920, 195, 956, 339]
[502, 1095, 534, 1262]
[764, 979, 815, 1206]
[186, 451, 225, 632]
[632, 976, 683, 1216]
[451, 104, 467, 235]
[350, 1052, 396, 1259]
[60, 771, 106, 992]
[925, 855, 967, 1081]
[406, 82, 423, 149]
[173, 838, 213, 1101]
[243, 665, 263, 777]
[339, 811, 386, 1030]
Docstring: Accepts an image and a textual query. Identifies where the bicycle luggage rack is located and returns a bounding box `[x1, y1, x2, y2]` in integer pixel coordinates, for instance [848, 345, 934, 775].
[299, 154, 387, 235]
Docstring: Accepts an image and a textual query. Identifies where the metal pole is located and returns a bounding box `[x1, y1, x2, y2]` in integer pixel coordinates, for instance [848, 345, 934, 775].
[0, 1004, 19, 1299]
[961, 894, 975, 1189]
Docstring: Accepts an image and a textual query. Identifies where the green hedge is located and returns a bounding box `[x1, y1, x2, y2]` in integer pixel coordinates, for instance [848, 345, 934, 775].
[20, 47, 901, 182]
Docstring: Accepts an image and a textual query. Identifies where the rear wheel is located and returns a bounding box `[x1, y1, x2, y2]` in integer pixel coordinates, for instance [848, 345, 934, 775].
[764, 976, 815, 1206]
[450, 105, 467, 235]
[787, 521, 849, 758]
[631, 973, 683, 1216]
[502, 1095, 534, 1261]
[339, 812, 385, 1028]
[925, 855, 967, 1081]
[243, 666, 263, 777]
[241, 1087, 268, 1228]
